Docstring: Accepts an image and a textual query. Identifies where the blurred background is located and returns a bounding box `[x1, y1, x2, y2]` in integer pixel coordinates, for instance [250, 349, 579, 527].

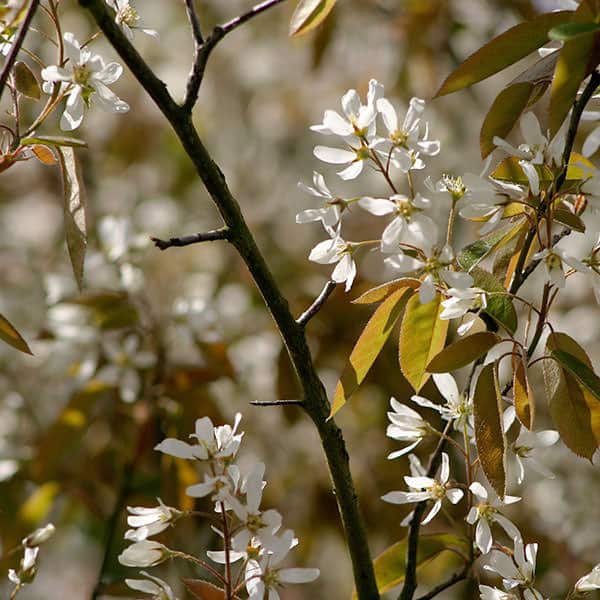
[1, 0, 600, 598]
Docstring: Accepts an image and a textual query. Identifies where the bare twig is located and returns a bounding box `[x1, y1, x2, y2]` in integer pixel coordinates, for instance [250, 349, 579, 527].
[184, 0, 204, 45]
[297, 280, 337, 326]
[0, 0, 40, 103]
[250, 399, 304, 406]
[151, 227, 229, 250]
[414, 567, 469, 600]
[183, 0, 287, 111]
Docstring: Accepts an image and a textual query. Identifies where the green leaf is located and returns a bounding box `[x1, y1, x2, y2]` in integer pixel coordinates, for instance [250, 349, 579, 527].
[426, 331, 501, 373]
[543, 333, 599, 457]
[549, 22, 600, 40]
[352, 277, 420, 305]
[470, 268, 518, 334]
[551, 349, 600, 402]
[480, 53, 556, 158]
[550, 3, 600, 134]
[435, 11, 575, 97]
[14, 61, 40, 100]
[57, 147, 87, 291]
[474, 363, 506, 497]
[458, 221, 524, 272]
[553, 207, 585, 232]
[21, 135, 87, 148]
[0, 312, 32, 355]
[399, 293, 448, 392]
[331, 288, 413, 416]
[351, 534, 469, 599]
[513, 348, 534, 429]
[289, 0, 336, 37]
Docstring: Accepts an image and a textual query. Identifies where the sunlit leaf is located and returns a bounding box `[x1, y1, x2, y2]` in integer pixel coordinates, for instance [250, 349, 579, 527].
[399, 293, 448, 392]
[474, 363, 506, 497]
[31, 144, 56, 165]
[0, 312, 32, 355]
[21, 134, 87, 148]
[550, 349, 600, 401]
[351, 534, 469, 599]
[19, 482, 60, 525]
[352, 278, 420, 305]
[470, 268, 518, 334]
[512, 347, 534, 429]
[435, 11, 574, 97]
[332, 288, 413, 416]
[14, 60, 40, 99]
[57, 147, 87, 291]
[289, 0, 336, 37]
[426, 331, 500, 373]
[549, 22, 600, 40]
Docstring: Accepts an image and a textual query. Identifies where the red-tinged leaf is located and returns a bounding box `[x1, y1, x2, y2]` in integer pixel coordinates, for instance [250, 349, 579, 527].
[289, 0, 336, 37]
[435, 11, 575, 97]
[350, 534, 469, 599]
[399, 293, 448, 392]
[352, 277, 420, 305]
[480, 52, 557, 158]
[31, 144, 56, 165]
[0, 312, 32, 355]
[331, 288, 413, 416]
[57, 147, 87, 291]
[474, 363, 506, 497]
[543, 332, 599, 457]
[550, 3, 600, 134]
[183, 579, 228, 600]
[426, 331, 501, 373]
[512, 347, 534, 429]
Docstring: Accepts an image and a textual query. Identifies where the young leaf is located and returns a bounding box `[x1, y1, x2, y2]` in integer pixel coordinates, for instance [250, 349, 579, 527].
[289, 0, 336, 37]
[426, 331, 501, 373]
[435, 11, 574, 97]
[0, 312, 32, 355]
[21, 135, 87, 148]
[352, 277, 420, 305]
[512, 348, 534, 429]
[399, 293, 448, 392]
[31, 144, 57, 165]
[331, 288, 413, 416]
[474, 363, 506, 497]
[57, 147, 87, 291]
[549, 22, 600, 40]
[551, 349, 600, 401]
[14, 60, 40, 99]
[350, 534, 469, 599]
[470, 268, 518, 334]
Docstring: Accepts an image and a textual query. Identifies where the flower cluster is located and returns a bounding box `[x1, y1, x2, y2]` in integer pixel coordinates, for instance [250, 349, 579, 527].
[118, 414, 319, 599]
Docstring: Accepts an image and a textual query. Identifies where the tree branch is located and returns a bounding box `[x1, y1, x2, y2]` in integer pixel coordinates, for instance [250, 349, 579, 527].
[79, 2, 379, 598]
[151, 227, 229, 250]
[183, 0, 287, 111]
[297, 280, 337, 326]
[0, 0, 40, 103]
[184, 0, 204, 45]
[250, 399, 303, 406]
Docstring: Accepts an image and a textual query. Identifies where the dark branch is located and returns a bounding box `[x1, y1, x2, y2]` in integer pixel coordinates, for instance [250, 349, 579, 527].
[415, 567, 468, 600]
[0, 0, 40, 103]
[250, 399, 303, 406]
[183, 0, 287, 111]
[151, 227, 229, 250]
[297, 280, 337, 326]
[184, 0, 204, 45]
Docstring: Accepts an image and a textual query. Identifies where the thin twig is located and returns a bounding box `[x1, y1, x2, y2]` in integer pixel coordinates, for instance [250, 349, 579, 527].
[250, 399, 304, 406]
[183, 0, 287, 111]
[297, 280, 337, 326]
[184, 0, 204, 45]
[151, 227, 229, 250]
[0, 0, 40, 103]
[414, 567, 469, 600]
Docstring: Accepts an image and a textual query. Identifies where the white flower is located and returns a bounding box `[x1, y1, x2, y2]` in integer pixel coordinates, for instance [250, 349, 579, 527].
[41, 33, 129, 131]
[244, 529, 319, 600]
[484, 538, 541, 598]
[440, 286, 487, 322]
[575, 564, 600, 592]
[8, 546, 39, 586]
[411, 373, 474, 433]
[308, 233, 357, 291]
[227, 463, 282, 550]
[382, 452, 464, 524]
[532, 247, 587, 288]
[118, 540, 171, 567]
[386, 397, 430, 459]
[313, 141, 374, 180]
[373, 97, 440, 172]
[125, 499, 182, 542]
[479, 585, 520, 599]
[0, 31, 15, 57]
[154, 413, 244, 464]
[125, 571, 176, 600]
[311, 79, 382, 141]
[359, 193, 438, 253]
[296, 171, 344, 232]
[22, 523, 55, 548]
[466, 482, 521, 554]
[511, 429, 560, 484]
[107, 0, 159, 40]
